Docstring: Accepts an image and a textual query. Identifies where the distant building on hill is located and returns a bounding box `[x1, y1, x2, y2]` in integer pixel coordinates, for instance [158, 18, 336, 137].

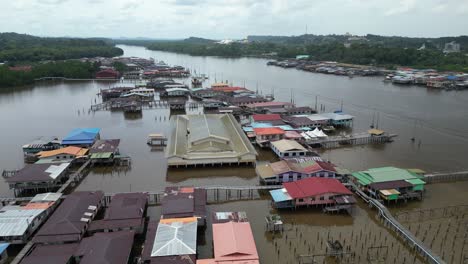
[443, 41, 461, 53]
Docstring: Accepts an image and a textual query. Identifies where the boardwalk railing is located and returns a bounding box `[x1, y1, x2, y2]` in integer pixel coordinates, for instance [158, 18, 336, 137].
[56, 159, 92, 193]
[307, 133, 397, 149]
[349, 182, 445, 264]
[424, 171, 468, 183]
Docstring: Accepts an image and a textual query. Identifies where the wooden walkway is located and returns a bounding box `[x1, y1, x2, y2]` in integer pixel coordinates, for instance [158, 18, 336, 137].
[91, 100, 203, 111]
[56, 159, 92, 193]
[424, 171, 468, 183]
[349, 182, 445, 264]
[307, 133, 398, 149]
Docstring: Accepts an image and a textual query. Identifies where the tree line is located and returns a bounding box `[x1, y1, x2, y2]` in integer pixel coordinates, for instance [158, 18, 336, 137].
[0, 61, 100, 88]
[0, 33, 123, 63]
[141, 41, 468, 72]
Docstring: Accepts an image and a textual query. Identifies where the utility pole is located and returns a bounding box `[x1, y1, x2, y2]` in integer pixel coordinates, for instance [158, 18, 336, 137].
[315, 95, 318, 112]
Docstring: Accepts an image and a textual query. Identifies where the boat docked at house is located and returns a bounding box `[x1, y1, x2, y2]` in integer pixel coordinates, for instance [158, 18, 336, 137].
[121, 87, 155, 98]
[392, 75, 413, 84]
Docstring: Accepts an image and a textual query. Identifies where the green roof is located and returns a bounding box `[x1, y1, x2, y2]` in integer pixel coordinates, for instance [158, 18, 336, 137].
[405, 178, 426, 185]
[351, 167, 426, 186]
[90, 152, 113, 159]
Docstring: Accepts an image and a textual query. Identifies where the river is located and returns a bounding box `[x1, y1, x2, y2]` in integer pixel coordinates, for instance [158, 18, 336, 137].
[2, 45, 468, 196]
[1, 45, 468, 262]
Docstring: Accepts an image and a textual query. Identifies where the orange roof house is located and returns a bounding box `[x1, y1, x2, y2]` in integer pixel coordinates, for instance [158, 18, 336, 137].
[253, 127, 285, 136]
[37, 146, 88, 159]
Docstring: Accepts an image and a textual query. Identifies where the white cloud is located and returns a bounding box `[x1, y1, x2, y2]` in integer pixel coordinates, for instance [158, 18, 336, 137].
[0, 0, 466, 38]
[384, 0, 417, 16]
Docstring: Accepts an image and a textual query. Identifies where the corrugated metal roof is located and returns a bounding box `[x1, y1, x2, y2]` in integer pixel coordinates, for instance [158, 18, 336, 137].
[270, 139, 307, 153]
[0, 207, 45, 236]
[62, 128, 100, 145]
[270, 189, 292, 202]
[212, 221, 259, 262]
[75, 231, 134, 264]
[19, 243, 79, 264]
[37, 146, 88, 158]
[89, 139, 120, 154]
[151, 218, 197, 257]
[253, 127, 285, 135]
[30, 192, 62, 203]
[252, 114, 281, 122]
[283, 177, 352, 199]
[6, 163, 71, 183]
[351, 167, 426, 185]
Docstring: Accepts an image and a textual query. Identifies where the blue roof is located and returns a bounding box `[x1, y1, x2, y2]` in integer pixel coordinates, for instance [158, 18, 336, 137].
[277, 125, 294, 131]
[0, 243, 9, 254]
[270, 189, 293, 202]
[251, 122, 273, 128]
[62, 128, 100, 145]
[243, 127, 254, 132]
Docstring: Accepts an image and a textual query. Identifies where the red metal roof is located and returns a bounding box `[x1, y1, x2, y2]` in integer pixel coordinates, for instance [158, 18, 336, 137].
[253, 127, 285, 135]
[212, 86, 247, 92]
[247, 102, 294, 108]
[283, 177, 352, 199]
[252, 114, 282, 122]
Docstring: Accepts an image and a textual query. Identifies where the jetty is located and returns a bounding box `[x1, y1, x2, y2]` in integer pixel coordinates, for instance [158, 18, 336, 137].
[423, 170, 468, 183]
[349, 181, 445, 264]
[307, 132, 397, 149]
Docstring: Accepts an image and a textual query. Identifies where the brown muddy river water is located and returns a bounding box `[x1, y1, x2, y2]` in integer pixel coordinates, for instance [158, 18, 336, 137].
[1, 45, 468, 263]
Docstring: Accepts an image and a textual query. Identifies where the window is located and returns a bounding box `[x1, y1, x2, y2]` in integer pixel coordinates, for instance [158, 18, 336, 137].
[298, 198, 304, 202]
[320, 196, 324, 200]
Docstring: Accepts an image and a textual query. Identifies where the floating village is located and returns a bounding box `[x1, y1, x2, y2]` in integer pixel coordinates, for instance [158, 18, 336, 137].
[267, 57, 468, 90]
[1, 56, 467, 264]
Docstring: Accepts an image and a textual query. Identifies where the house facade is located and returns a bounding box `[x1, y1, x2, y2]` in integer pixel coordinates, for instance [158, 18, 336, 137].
[257, 157, 339, 185]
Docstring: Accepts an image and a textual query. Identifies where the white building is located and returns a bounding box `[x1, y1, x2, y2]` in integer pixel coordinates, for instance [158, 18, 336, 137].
[444, 41, 461, 53]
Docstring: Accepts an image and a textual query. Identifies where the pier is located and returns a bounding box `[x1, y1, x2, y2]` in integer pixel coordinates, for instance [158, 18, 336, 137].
[424, 171, 468, 183]
[349, 182, 445, 264]
[56, 159, 92, 193]
[307, 132, 398, 149]
[91, 100, 204, 111]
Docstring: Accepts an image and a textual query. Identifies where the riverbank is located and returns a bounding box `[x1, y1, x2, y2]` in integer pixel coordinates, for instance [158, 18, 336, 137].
[0, 61, 101, 88]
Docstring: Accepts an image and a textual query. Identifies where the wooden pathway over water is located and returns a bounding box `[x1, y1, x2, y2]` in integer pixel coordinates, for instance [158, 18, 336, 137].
[308, 132, 398, 149]
[424, 171, 468, 183]
[349, 182, 445, 264]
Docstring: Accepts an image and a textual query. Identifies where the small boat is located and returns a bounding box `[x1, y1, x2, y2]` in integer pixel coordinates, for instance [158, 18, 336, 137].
[392, 76, 413, 84]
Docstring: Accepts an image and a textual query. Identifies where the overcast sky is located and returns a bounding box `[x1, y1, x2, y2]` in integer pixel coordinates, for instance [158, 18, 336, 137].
[1, 0, 467, 39]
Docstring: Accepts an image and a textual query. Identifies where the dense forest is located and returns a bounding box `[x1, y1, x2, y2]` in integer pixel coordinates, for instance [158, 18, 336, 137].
[0, 33, 123, 88]
[0, 61, 100, 88]
[0, 33, 123, 62]
[134, 35, 468, 72]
